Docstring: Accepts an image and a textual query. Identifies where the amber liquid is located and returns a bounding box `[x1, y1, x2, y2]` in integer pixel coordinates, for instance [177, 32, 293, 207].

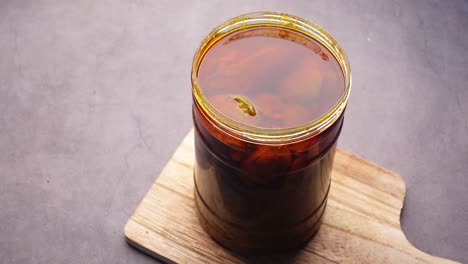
[193, 27, 345, 253]
[198, 27, 344, 128]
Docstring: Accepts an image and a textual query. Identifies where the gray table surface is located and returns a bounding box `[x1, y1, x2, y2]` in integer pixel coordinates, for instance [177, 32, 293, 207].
[1, 0, 467, 263]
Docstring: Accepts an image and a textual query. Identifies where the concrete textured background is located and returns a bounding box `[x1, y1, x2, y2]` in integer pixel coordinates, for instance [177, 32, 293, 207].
[0, 0, 467, 263]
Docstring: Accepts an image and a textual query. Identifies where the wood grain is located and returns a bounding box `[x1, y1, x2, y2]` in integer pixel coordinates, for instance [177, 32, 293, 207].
[124, 129, 458, 264]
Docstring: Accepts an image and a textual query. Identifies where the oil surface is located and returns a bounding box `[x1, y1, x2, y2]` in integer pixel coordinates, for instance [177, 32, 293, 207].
[197, 27, 344, 129]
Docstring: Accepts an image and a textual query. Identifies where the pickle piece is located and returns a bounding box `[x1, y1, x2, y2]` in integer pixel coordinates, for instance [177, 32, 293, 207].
[280, 59, 322, 103]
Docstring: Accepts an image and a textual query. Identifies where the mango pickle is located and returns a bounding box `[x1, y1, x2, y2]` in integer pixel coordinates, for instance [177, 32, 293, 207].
[191, 12, 351, 254]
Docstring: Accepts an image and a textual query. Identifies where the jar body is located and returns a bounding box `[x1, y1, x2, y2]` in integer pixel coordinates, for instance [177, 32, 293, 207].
[193, 102, 344, 253]
[191, 11, 351, 254]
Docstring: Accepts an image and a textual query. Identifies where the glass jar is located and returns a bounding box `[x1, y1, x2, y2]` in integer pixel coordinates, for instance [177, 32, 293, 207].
[191, 12, 351, 254]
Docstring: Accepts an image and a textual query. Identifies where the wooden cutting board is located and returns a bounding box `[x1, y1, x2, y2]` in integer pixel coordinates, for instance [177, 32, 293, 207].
[124, 129, 457, 264]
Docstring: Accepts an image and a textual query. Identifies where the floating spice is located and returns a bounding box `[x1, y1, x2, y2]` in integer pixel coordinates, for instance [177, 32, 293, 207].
[233, 96, 257, 116]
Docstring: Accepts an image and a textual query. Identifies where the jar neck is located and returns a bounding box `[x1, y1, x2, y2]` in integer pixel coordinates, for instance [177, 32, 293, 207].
[191, 12, 351, 144]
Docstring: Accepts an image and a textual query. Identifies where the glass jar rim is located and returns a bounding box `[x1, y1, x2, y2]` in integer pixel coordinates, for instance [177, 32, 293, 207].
[191, 11, 352, 144]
